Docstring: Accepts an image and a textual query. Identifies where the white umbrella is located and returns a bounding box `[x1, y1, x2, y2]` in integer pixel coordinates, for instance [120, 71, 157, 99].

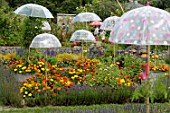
[100, 16, 120, 31]
[72, 12, 101, 23]
[30, 33, 61, 83]
[70, 29, 96, 57]
[70, 30, 96, 42]
[30, 33, 61, 48]
[14, 3, 54, 18]
[42, 21, 51, 31]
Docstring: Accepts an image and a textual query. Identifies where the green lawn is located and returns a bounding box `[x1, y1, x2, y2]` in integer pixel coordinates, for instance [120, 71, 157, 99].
[0, 103, 170, 113]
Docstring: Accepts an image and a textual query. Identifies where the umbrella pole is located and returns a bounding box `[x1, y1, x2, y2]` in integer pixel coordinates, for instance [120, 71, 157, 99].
[45, 50, 48, 86]
[146, 45, 150, 113]
[114, 44, 116, 64]
[81, 40, 83, 58]
[27, 47, 30, 61]
[168, 46, 170, 88]
[116, 0, 125, 14]
[86, 42, 88, 57]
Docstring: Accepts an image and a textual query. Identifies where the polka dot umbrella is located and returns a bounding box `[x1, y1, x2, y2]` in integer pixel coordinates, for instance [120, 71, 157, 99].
[109, 2, 170, 113]
[109, 3, 170, 45]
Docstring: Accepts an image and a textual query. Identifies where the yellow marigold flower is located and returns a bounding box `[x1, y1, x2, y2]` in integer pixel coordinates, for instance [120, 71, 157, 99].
[50, 79, 54, 82]
[74, 75, 78, 78]
[14, 69, 17, 71]
[41, 68, 45, 71]
[28, 93, 32, 97]
[22, 66, 27, 70]
[19, 71, 22, 74]
[41, 62, 45, 65]
[23, 83, 27, 86]
[17, 64, 22, 68]
[155, 55, 159, 59]
[25, 69, 31, 72]
[39, 65, 42, 67]
[71, 76, 75, 80]
[127, 83, 131, 87]
[79, 69, 83, 73]
[28, 84, 32, 88]
[23, 95, 26, 98]
[120, 79, 125, 84]
[52, 65, 57, 68]
[20, 87, 24, 93]
[25, 91, 28, 94]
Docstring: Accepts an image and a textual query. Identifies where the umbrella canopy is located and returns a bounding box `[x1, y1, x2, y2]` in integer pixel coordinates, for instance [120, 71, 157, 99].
[30, 33, 61, 48]
[90, 21, 102, 26]
[14, 3, 54, 18]
[109, 5, 170, 45]
[70, 30, 96, 42]
[42, 21, 51, 31]
[100, 16, 120, 31]
[125, 0, 144, 11]
[72, 12, 101, 23]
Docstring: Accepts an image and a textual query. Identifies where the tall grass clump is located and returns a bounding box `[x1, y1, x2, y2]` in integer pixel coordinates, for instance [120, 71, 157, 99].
[0, 65, 23, 107]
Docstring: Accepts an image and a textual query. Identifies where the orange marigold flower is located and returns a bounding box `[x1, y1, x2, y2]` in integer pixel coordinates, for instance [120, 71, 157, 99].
[53, 93, 57, 97]
[57, 87, 61, 91]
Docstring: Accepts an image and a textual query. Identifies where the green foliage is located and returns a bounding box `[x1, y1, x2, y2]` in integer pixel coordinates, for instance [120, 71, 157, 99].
[21, 17, 43, 48]
[0, 12, 23, 46]
[132, 77, 168, 103]
[24, 84, 133, 106]
[0, 67, 23, 107]
[47, 56, 58, 65]
[1, 103, 170, 113]
[86, 64, 121, 88]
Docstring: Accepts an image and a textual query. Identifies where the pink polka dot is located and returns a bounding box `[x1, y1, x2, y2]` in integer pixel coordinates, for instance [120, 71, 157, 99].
[123, 19, 128, 22]
[120, 32, 124, 36]
[142, 19, 146, 23]
[127, 40, 131, 43]
[166, 33, 170, 38]
[131, 26, 135, 30]
[155, 27, 159, 30]
[145, 34, 149, 37]
[157, 41, 160, 45]
[138, 33, 142, 37]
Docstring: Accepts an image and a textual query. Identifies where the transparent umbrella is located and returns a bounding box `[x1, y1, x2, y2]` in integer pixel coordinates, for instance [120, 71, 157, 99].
[72, 12, 101, 23]
[70, 30, 96, 42]
[70, 29, 96, 57]
[30, 33, 61, 48]
[100, 16, 120, 63]
[30, 33, 61, 84]
[109, 3, 170, 113]
[100, 16, 120, 31]
[42, 21, 51, 31]
[14, 3, 54, 18]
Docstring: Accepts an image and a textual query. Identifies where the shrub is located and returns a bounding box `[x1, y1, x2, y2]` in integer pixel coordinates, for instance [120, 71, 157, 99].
[0, 66, 23, 107]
